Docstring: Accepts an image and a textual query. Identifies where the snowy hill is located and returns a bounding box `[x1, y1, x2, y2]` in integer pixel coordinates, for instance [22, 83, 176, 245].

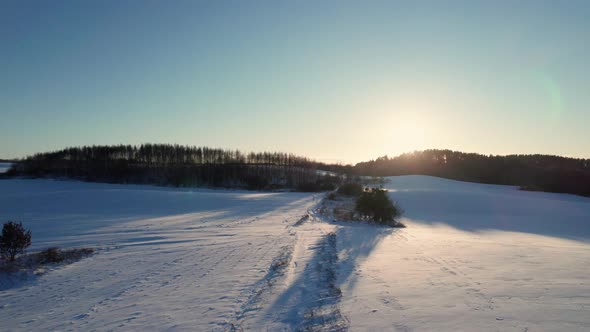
[1, 176, 590, 331]
[338, 176, 590, 331]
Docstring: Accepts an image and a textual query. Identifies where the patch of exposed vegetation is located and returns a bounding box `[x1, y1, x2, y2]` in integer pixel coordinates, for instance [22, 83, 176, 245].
[321, 185, 404, 227]
[336, 182, 363, 196]
[1, 247, 95, 274]
[296, 175, 341, 192]
[355, 188, 404, 227]
[1, 246, 94, 291]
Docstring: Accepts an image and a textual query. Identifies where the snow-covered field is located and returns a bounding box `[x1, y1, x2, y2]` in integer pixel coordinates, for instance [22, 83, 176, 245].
[0, 180, 324, 331]
[340, 176, 590, 331]
[1, 176, 589, 331]
[0, 163, 12, 174]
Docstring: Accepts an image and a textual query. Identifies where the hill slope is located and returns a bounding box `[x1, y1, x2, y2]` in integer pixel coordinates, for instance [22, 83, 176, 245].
[337, 175, 590, 331]
[353, 150, 590, 196]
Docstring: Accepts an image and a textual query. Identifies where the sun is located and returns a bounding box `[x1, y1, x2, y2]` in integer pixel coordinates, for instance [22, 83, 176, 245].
[375, 98, 441, 154]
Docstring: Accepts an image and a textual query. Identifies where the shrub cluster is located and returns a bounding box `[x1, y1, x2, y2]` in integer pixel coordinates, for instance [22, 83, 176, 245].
[336, 182, 364, 196]
[296, 175, 341, 192]
[39, 247, 62, 263]
[38, 247, 94, 264]
[355, 188, 403, 227]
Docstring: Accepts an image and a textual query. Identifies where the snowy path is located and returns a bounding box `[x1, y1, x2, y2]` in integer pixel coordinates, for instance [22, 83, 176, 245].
[243, 216, 347, 331]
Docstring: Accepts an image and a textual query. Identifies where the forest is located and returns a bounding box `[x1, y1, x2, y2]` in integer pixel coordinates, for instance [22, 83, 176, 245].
[4, 146, 590, 196]
[4, 144, 342, 191]
[352, 149, 590, 197]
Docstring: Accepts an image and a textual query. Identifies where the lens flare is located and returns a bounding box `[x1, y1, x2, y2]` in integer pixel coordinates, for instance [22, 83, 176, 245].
[535, 71, 564, 118]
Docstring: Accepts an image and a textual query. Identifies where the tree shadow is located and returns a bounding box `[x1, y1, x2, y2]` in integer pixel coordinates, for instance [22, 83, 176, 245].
[386, 176, 590, 242]
[333, 222, 395, 290]
[0, 179, 314, 249]
[261, 222, 392, 330]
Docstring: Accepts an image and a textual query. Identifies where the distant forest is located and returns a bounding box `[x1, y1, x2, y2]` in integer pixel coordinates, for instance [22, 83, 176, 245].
[4, 144, 342, 191]
[352, 150, 590, 197]
[4, 146, 590, 196]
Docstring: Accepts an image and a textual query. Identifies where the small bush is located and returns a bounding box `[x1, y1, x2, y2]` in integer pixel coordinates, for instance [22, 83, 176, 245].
[327, 192, 337, 200]
[355, 188, 403, 226]
[296, 181, 337, 192]
[333, 207, 354, 220]
[337, 183, 363, 196]
[40, 247, 62, 263]
[45, 247, 94, 264]
[0, 221, 32, 261]
[37, 247, 94, 265]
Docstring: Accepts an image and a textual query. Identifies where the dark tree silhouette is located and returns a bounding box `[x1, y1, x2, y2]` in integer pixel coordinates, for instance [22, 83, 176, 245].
[6, 144, 344, 191]
[8, 147, 586, 196]
[0, 221, 32, 261]
[337, 182, 363, 196]
[353, 150, 590, 197]
[355, 188, 402, 226]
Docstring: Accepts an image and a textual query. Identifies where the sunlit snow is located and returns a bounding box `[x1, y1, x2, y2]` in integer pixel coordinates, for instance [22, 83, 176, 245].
[1, 176, 589, 331]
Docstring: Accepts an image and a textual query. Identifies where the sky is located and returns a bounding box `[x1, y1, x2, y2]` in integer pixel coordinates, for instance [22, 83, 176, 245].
[1, 1, 589, 164]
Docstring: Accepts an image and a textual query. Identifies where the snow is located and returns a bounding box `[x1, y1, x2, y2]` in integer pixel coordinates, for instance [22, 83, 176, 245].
[338, 176, 590, 331]
[0, 163, 11, 174]
[0, 179, 320, 330]
[1, 176, 590, 331]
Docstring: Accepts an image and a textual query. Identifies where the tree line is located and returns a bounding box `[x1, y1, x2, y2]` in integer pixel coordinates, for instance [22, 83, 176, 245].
[6, 146, 589, 196]
[5, 144, 342, 190]
[352, 149, 590, 196]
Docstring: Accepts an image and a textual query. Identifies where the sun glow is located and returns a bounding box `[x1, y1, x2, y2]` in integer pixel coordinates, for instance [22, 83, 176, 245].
[374, 98, 443, 155]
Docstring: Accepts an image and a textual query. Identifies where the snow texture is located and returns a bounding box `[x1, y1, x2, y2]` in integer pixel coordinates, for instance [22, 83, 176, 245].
[1, 176, 590, 331]
[338, 176, 590, 331]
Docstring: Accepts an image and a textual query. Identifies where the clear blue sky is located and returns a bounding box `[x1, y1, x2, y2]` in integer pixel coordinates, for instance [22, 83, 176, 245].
[1, 1, 589, 163]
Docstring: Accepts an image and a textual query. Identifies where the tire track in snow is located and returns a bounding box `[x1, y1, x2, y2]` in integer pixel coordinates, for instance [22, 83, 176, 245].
[71, 230, 286, 330]
[225, 243, 295, 331]
[258, 226, 348, 331]
[296, 232, 348, 332]
[223, 208, 349, 331]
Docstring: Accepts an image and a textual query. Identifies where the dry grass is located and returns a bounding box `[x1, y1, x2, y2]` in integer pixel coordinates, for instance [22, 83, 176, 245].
[0, 247, 94, 273]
